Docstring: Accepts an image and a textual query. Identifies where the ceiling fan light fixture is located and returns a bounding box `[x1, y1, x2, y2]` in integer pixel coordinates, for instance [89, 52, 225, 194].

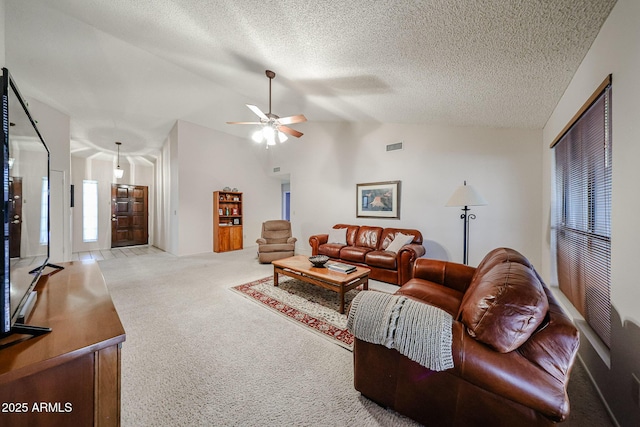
[265, 127, 276, 146]
[262, 126, 274, 139]
[252, 129, 263, 143]
[227, 69, 307, 148]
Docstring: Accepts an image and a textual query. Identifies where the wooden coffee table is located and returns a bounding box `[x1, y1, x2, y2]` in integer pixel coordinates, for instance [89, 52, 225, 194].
[272, 255, 370, 314]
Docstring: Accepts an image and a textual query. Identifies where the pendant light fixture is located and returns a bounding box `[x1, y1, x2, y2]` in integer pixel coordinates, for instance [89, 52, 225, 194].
[114, 141, 124, 179]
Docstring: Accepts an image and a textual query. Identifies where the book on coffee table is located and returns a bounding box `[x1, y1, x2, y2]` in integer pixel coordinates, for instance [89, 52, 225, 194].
[326, 261, 356, 274]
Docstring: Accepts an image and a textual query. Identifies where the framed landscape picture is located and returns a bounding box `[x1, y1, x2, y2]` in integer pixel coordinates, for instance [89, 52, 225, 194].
[356, 181, 401, 219]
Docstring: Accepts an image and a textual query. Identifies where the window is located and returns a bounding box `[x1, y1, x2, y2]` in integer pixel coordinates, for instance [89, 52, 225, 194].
[83, 180, 98, 242]
[552, 76, 612, 348]
[40, 177, 48, 245]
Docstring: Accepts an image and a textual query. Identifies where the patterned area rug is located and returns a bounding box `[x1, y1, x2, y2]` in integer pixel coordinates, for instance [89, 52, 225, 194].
[231, 276, 362, 350]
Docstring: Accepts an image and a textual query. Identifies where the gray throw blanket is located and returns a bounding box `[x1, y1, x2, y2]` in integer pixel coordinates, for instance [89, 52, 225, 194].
[347, 291, 454, 371]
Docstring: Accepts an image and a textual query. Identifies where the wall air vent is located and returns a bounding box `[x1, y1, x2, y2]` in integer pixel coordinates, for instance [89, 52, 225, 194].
[273, 167, 281, 173]
[386, 142, 403, 152]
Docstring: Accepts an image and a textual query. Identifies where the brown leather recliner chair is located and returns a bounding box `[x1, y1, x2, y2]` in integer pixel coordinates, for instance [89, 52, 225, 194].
[352, 248, 580, 426]
[256, 220, 296, 263]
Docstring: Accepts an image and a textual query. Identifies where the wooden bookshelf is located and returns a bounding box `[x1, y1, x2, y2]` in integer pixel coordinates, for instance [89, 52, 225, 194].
[213, 191, 243, 252]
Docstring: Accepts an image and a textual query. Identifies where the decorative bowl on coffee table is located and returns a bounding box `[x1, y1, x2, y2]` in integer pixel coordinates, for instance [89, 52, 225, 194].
[309, 255, 329, 268]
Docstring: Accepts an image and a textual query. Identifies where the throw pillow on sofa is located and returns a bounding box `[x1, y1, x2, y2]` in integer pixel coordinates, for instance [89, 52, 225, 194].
[328, 227, 347, 244]
[386, 233, 414, 253]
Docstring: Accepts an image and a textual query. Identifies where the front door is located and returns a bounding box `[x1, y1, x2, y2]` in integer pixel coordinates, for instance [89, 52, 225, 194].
[111, 184, 148, 248]
[8, 177, 22, 258]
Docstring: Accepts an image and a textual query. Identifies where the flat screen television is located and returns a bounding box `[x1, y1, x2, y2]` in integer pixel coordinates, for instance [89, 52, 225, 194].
[1, 67, 57, 337]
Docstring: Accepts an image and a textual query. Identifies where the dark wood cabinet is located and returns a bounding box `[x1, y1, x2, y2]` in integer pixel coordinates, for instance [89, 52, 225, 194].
[213, 191, 243, 252]
[0, 261, 125, 426]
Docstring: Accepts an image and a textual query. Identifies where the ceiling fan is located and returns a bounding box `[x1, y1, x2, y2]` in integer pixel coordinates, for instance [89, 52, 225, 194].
[226, 70, 307, 145]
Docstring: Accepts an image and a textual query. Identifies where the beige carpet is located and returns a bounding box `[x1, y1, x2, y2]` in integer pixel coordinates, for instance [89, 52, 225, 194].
[99, 248, 614, 426]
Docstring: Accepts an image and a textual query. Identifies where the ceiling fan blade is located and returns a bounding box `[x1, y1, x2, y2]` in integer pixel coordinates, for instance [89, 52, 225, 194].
[277, 125, 303, 138]
[226, 121, 262, 125]
[247, 104, 268, 120]
[277, 114, 307, 125]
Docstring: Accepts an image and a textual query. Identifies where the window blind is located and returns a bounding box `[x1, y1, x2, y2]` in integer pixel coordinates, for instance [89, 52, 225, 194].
[554, 81, 611, 348]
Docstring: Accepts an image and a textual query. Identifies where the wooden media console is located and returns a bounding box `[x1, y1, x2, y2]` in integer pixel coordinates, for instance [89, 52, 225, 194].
[0, 260, 126, 426]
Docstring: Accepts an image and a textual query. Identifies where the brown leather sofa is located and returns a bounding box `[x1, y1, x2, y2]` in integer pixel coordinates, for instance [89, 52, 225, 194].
[353, 247, 580, 426]
[309, 224, 426, 285]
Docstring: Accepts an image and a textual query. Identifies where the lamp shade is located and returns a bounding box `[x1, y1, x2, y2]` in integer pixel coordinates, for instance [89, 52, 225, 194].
[446, 181, 487, 207]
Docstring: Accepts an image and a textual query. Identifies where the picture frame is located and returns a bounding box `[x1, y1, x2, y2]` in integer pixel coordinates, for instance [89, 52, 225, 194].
[233, 218, 240, 225]
[356, 180, 401, 219]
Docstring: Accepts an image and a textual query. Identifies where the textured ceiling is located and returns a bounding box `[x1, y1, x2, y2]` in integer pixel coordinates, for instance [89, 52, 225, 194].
[4, 0, 616, 161]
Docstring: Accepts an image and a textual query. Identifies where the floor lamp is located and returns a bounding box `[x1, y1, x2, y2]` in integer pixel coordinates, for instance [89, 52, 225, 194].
[446, 181, 487, 265]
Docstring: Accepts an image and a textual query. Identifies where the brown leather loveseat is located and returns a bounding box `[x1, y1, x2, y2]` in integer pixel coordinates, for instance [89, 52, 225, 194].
[352, 247, 580, 426]
[309, 224, 426, 285]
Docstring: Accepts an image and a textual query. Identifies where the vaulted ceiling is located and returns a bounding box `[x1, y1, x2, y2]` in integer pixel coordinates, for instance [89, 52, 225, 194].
[4, 0, 616, 162]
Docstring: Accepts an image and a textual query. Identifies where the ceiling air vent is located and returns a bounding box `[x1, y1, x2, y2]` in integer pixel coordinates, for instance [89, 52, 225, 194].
[386, 142, 403, 152]
[273, 167, 281, 173]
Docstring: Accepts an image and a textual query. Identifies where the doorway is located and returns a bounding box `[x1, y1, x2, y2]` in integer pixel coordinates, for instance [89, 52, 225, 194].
[281, 181, 290, 221]
[111, 184, 149, 248]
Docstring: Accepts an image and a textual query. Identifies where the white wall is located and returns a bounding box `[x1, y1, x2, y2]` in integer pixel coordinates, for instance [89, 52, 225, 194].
[158, 120, 281, 256]
[27, 98, 71, 263]
[152, 129, 172, 253]
[71, 156, 154, 252]
[168, 122, 179, 254]
[267, 122, 542, 267]
[542, 0, 640, 424]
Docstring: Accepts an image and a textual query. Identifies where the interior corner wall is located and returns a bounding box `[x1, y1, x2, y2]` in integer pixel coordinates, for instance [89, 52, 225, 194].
[266, 122, 542, 267]
[542, 0, 640, 425]
[152, 129, 171, 253]
[153, 122, 178, 254]
[171, 120, 280, 257]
